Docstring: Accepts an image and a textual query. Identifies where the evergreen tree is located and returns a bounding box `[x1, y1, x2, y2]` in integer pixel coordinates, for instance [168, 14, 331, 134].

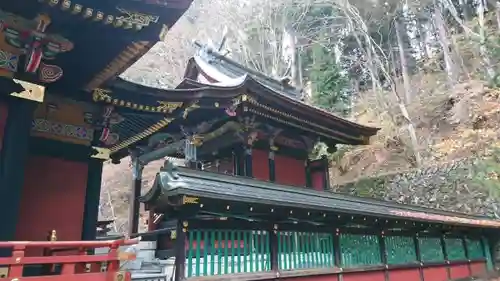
[308, 43, 351, 116]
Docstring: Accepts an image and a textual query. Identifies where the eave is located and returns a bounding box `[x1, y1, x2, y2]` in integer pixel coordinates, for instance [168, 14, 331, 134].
[141, 165, 500, 229]
[0, 0, 192, 94]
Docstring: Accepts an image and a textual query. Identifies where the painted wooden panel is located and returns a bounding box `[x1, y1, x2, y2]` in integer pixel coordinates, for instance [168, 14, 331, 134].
[252, 149, 269, 181]
[0, 101, 7, 150]
[470, 261, 486, 275]
[343, 271, 385, 281]
[422, 266, 448, 281]
[31, 97, 95, 145]
[275, 154, 306, 187]
[281, 274, 338, 281]
[449, 264, 470, 279]
[16, 155, 88, 254]
[389, 268, 421, 281]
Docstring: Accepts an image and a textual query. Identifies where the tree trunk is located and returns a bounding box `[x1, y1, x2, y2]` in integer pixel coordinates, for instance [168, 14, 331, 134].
[338, 3, 422, 167]
[419, 22, 431, 60]
[434, 5, 460, 84]
[459, 0, 471, 22]
[496, 1, 500, 33]
[395, 19, 413, 103]
[478, 0, 497, 81]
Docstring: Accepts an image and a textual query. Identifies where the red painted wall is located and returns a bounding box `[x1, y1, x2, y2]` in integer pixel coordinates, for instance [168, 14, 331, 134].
[470, 261, 486, 275]
[281, 275, 338, 281]
[311, 170, 324, 191]
[252, 149, 269, 181]
[449, 264, 470, 279]
[271, 266, 479, 281]
[422, 266, 448, 281]
[16, 156, 88, 245]
[389, 269, 421, 281]
[343, 271, 385, 281]
[0, 101, 8, 150]
[275, 154, 306, 186]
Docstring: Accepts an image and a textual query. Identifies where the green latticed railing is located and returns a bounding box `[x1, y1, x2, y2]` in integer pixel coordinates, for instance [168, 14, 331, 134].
[418, 237, 445, 262]
[385, 236, 417, 264]
[183, 228, 493, 277]
[186, 229, 271, 277]
[466, 238, 483, 259]
[445, 238, 466, 261]
[340, 234, 382, 267]
[277, 231, 335, 270]
[482, 237, 494, 270]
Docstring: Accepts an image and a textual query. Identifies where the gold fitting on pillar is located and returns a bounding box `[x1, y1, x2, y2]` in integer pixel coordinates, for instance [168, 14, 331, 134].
[11, 79, 46, 103]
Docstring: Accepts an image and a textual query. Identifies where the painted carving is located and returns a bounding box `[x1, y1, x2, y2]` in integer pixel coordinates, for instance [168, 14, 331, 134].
[83, 112, 93, 124]
[115, 7, 159, 29]
[38, 63, 64, 83]
[92, 88, 113, 102]
[0, 50, 18, 76]
[0, 11, 73, 81]
[103, 133, 120, 146]
[38, 0, 158, 30]
[247, 131, 258, 146]
[31, 118, 94, 142]
[268, 128, 283, 151]
[238, 115, 258, 132]
[157, 101, 183, 114]
[225, 95, 252, 116]
[98, 106, 115, 144]
[189, 121, 243, 147]
[183, 102, 200, 119]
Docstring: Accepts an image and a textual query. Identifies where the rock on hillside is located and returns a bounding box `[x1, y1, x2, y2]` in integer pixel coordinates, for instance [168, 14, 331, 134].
[332, 156, 500, 218]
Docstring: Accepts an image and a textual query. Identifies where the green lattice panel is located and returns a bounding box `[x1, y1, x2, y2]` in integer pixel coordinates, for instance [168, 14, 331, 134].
[186, 229, 270, 277]
[445, 238, 466, 260]
[418, 237, 445, 262]
[340, 234, 382, 267]
[482, 237, 494, 271]
[385, 236, 417, 264]
[277, 232, 335, 270]
[466, 239, 483, 259]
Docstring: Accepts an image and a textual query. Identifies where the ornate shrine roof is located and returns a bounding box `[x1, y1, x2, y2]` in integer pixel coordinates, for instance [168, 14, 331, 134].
[96, 45, 379, 159]
[0, 0, 192, 95]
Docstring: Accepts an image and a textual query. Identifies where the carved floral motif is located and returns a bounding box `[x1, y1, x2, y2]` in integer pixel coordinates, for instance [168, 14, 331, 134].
[31, 118, 94, 142]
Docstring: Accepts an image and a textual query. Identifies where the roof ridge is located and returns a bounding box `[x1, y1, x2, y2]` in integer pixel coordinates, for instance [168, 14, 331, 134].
[193, 41, 303, 98]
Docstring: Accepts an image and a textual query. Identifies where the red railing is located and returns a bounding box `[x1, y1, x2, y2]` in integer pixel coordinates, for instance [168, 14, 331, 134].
[0, 239, 139, 281]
